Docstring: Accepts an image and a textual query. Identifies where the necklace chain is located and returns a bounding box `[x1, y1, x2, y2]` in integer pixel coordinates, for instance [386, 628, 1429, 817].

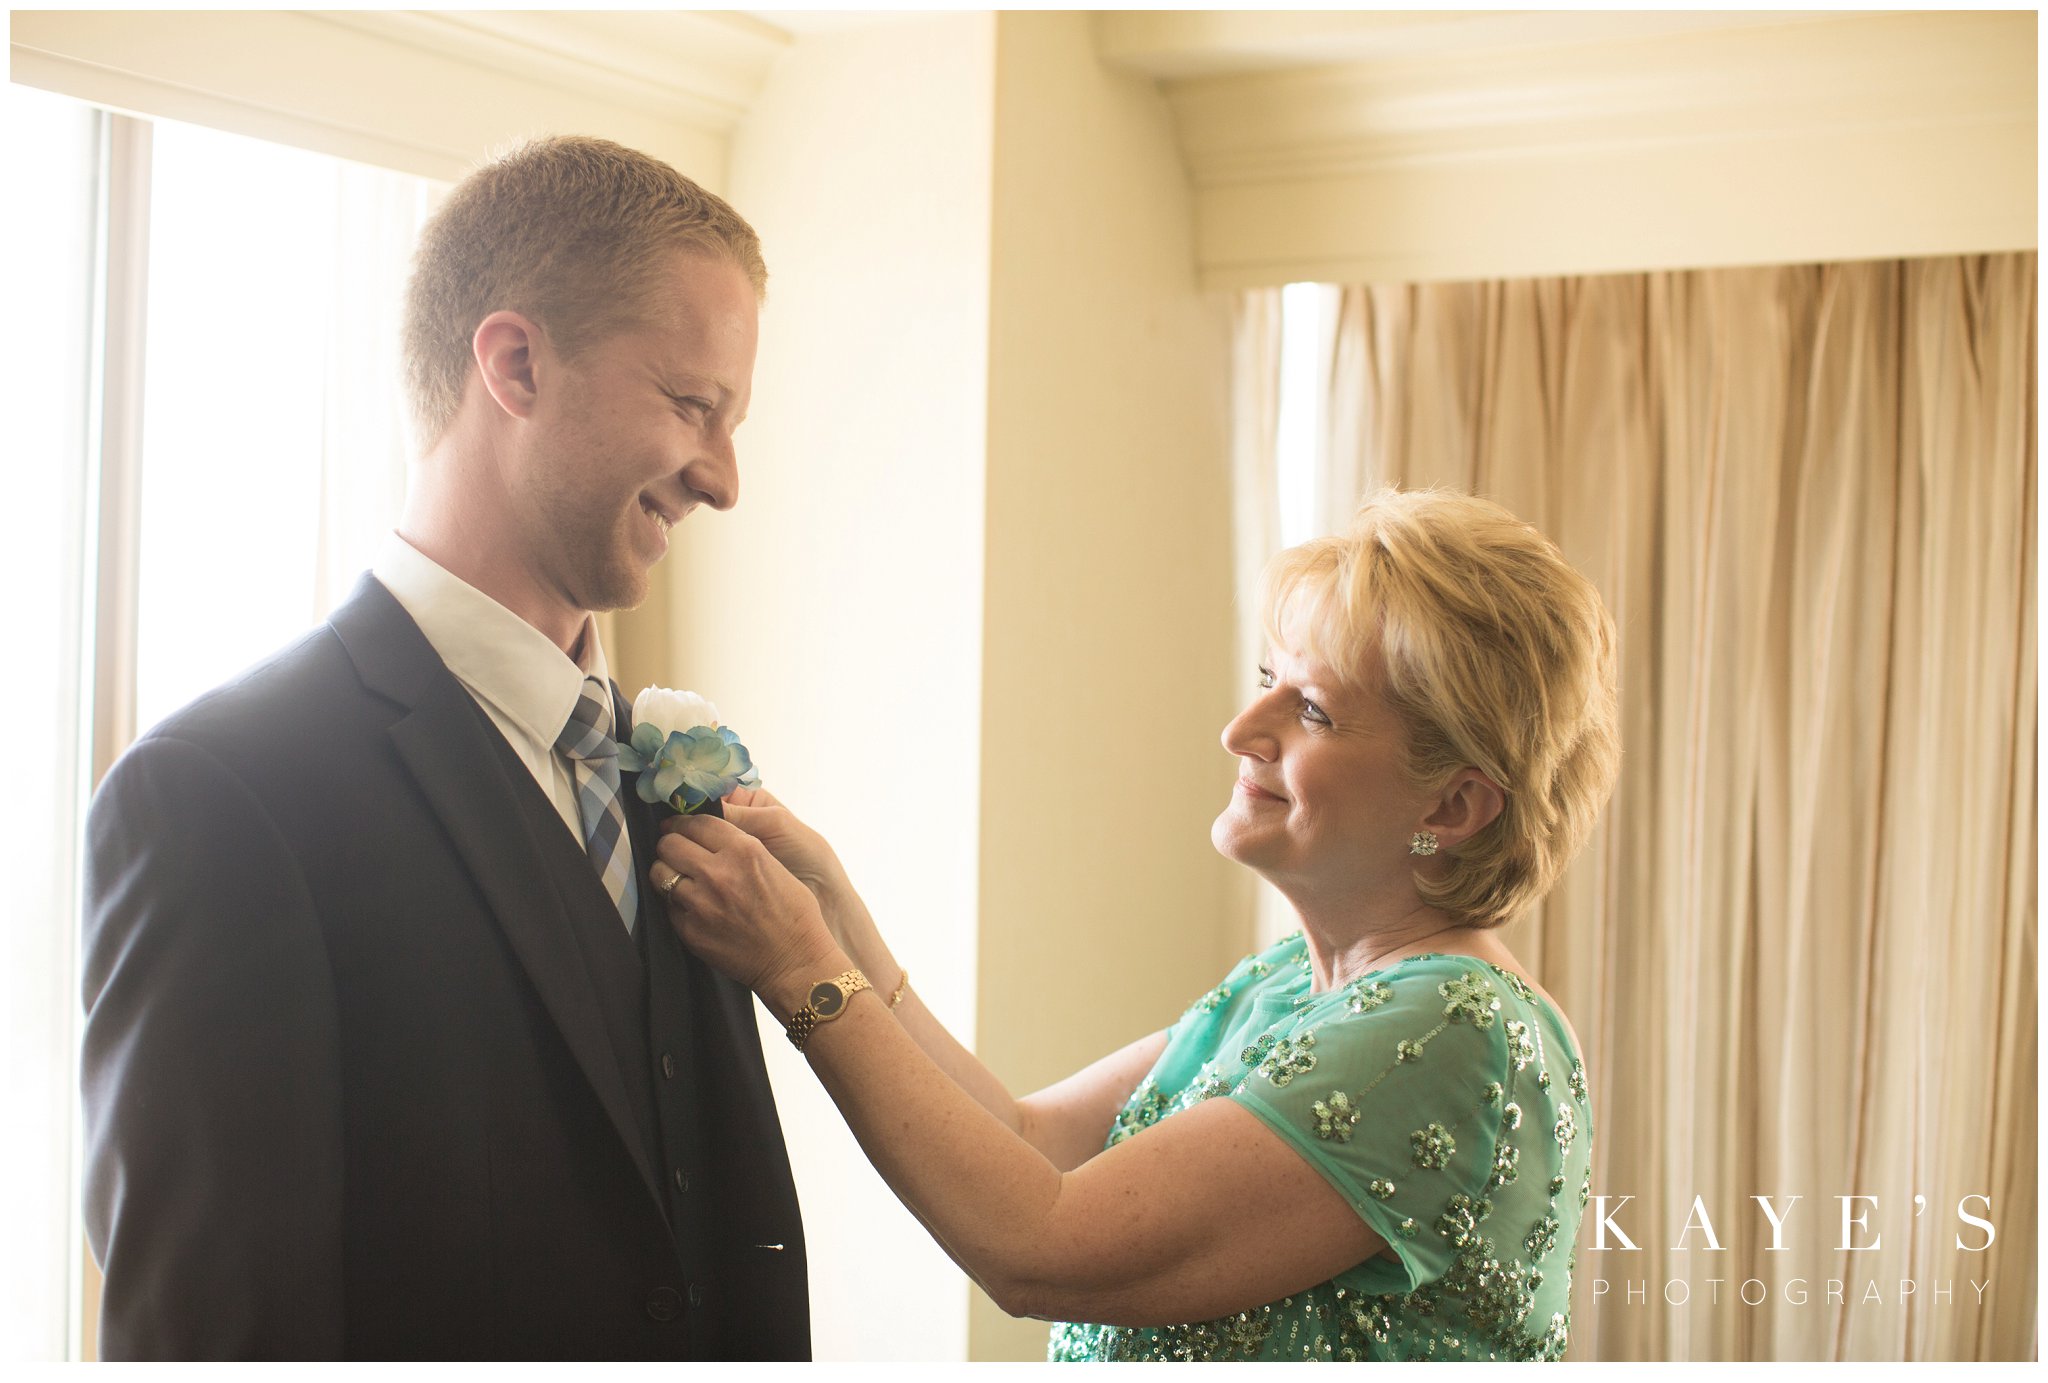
[1351, 920, 1467, 982]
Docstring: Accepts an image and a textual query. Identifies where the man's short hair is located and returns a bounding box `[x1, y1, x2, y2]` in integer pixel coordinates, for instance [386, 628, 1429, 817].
[402, 134, 767, 448]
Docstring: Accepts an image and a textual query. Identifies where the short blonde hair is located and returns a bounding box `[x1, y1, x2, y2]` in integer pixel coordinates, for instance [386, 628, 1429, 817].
[1261, 488, 1620, 927]
[402, 135, 768, 448]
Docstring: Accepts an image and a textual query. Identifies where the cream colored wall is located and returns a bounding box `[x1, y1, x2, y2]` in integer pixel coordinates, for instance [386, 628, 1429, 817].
[703, 12, 997, 1362]
[691, 10, 1248, 1361]
[971, 9, 1247, 1361]
[9, 10, 727, 186]
[696, 11, 1248, 1359]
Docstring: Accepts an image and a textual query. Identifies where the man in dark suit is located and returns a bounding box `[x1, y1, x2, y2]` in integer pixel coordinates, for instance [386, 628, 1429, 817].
[80, 136, 808, 1360]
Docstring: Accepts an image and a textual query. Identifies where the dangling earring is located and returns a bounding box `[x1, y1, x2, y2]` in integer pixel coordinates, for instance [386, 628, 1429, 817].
[1410, 831, 1439, 857]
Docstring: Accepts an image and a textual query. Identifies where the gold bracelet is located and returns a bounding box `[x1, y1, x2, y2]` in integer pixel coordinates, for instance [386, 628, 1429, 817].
[888, 968, 910, 1010]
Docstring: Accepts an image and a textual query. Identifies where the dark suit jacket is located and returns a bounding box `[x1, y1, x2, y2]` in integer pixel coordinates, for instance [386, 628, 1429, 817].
[81, 575, 810, 1360]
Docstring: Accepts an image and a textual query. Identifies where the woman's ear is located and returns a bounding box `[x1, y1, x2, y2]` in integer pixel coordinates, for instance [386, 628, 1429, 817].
[1422, 768, 1506, 850]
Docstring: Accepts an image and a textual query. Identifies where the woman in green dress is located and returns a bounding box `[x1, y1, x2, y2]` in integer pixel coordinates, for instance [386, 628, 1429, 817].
[652, 488, 1620, 1361]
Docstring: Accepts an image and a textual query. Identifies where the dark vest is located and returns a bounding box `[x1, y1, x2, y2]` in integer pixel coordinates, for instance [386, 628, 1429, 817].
[478, 689, 810, 1359]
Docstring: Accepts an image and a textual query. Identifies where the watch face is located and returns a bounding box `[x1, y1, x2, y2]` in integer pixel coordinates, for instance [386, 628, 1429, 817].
[810, 981, 845, 1017]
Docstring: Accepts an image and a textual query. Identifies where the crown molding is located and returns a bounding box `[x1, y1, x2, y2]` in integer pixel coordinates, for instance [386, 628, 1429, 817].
[1093, 10, 2037, 287]
[1097, 9, 1842, 82]
[311, 10, 790, 135]
[1155, 11, 2033, 189]
[8, 9, 737, 185]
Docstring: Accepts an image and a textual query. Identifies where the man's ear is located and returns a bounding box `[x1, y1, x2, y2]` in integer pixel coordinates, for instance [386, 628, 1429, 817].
[1422, 768, 1506, 850]
[472, 311, 542, 420]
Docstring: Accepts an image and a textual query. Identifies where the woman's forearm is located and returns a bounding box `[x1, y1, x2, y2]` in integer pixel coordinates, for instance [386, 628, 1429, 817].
[819, 885, 1044, 1147]
[759, 943, 1075, 1315]
[707, 804, 1124, 1163]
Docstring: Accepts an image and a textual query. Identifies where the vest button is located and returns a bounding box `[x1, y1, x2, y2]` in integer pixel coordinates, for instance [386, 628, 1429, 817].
[688, 1282, 706, 1309]
[672, 1167, 690, 1193]
[661, 1052, 676, 1080]
[645, 1286, 683, 1322]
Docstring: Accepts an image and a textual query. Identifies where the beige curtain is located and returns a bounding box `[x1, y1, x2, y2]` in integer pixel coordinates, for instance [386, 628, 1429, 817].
[1307, 256, 2035, 1361]
[312, 164, 444, 617]
[1231, 288, 1284, 686]
[1231, 288, 1302, 945]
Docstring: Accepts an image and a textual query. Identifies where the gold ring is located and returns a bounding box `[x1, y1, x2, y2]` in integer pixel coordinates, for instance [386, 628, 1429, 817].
[658, 869, 683, 898]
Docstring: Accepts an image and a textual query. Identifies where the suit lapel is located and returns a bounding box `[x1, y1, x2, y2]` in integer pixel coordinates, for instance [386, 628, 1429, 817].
[329, 576, 666, 1216]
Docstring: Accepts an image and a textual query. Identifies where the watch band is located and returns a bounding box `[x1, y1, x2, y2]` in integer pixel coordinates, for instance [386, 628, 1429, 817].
[786, 968, 871, 1052]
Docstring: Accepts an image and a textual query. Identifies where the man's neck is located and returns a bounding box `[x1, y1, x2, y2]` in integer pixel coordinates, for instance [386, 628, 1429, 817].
[401, 428, 598, 657]
[393, 520, 588, 658]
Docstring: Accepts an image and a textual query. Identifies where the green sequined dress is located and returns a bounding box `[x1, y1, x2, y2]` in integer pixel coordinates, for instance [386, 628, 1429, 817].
[1046, 933, 1592, 1362]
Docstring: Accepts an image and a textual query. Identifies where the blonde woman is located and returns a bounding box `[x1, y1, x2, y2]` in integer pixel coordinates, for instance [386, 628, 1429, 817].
[655, 489, 1620, 1361]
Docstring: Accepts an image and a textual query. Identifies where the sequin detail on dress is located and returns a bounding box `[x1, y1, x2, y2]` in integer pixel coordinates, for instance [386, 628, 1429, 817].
[1312, 1092, 1361, 1143]
[1048, 942, 1594, 1363]
[1257, 1034, 1319, 1087]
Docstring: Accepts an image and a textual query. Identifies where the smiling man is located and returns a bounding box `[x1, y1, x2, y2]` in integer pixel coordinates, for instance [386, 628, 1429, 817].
[80, 137, 807, 1360]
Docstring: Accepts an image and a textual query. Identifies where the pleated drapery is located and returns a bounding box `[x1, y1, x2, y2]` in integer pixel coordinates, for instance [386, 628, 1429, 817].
[1235, 256, 2035, 1361]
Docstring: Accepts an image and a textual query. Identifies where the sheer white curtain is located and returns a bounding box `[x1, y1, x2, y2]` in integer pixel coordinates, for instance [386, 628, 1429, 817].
[316, 159, 442, 615]
[2, 81, 105, 1364]
[136, 118, 441, 736]
[1248, 256, 2036, 1361]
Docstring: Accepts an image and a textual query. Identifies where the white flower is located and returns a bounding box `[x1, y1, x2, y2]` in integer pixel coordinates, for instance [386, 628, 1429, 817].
[632, 686, 720, 737]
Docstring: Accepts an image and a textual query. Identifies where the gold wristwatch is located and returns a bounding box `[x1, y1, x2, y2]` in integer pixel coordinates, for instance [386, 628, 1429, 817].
[785, 969, 871, 1052]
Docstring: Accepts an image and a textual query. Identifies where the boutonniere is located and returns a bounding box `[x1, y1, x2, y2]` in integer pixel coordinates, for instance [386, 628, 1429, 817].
[614, 686, 760, 818]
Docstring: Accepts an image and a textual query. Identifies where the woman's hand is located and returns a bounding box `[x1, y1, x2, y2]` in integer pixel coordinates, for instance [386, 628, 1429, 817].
[667, 787, 872, 955]
[663, 786, 850, 902]
[653, 814, 841, 1004]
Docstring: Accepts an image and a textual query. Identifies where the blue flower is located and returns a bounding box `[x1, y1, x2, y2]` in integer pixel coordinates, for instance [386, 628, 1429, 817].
[616, 722, 759, 813]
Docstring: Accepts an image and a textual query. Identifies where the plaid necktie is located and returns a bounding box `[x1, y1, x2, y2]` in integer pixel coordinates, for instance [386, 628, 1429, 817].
[553, 676, 639, 934]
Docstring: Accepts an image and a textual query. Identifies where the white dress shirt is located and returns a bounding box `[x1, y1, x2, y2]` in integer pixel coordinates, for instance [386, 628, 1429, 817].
[372, 534, 612, 845]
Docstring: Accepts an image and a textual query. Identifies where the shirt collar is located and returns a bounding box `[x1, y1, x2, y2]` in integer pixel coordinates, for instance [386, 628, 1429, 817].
[372, 533, 614, 743]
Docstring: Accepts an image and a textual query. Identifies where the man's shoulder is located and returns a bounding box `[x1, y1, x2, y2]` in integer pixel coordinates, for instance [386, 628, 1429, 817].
[136, 576, 426, 758]
[112, 582, 436, 812]
[139, 622, 366, 760]
[87, 622, 388, 855]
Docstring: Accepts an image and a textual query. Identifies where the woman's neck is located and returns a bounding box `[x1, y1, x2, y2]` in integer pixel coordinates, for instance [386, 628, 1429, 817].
[1282, 881, 1482, 992]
